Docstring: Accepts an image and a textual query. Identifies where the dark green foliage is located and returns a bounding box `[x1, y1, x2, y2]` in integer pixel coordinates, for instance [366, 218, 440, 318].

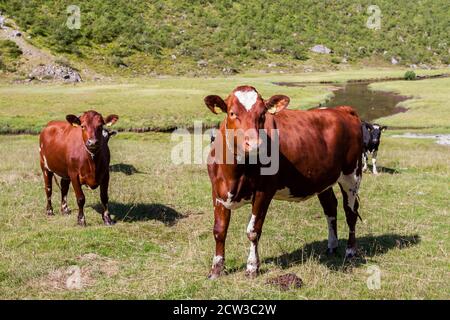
[0, 0, 449, 74]
[0, 40, 22, 59]
[404, 70, 416, 80]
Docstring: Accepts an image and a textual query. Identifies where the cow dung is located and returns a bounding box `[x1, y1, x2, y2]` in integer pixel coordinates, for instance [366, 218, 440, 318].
[266, 273, 303, 291]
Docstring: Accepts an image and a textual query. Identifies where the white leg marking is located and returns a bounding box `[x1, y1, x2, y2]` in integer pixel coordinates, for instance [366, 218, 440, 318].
[246, 214, 256, 234]
[234, 90, 257, 111]
[326, 216, 338, 249]
[362, 153, 368, 171]
[246, 242, 259, 273]
[345, 247, 357, 257]
[372, 151, 378, 174]
[212, 255, 224, 270]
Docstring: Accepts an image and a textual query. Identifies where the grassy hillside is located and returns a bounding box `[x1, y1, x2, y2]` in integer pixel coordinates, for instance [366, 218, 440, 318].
[1, 0, 449, 75]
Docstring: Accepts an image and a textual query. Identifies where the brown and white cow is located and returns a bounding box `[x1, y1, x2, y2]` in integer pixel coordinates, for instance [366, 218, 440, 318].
[204, 86, 363, 279]
[39, 110, 119, 226]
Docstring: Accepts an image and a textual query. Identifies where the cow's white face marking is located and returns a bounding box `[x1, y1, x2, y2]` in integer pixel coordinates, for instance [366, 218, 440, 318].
[326, 216, 338, 249]
[338, 162, 361, 211]
[234, 90, 258, 111]
[216, 192, 250, 210]
[102, 129, 109, 138]
[246, 242, 258, 273]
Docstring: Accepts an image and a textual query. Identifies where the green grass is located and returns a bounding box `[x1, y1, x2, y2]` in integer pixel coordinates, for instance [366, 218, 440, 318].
[370, 77, 450, 130]
[0, 133, 448, 299]
[0, 68, 447, 133]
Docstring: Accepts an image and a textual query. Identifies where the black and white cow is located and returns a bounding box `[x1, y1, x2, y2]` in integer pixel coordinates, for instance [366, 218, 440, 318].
[362, 121, 387, 174]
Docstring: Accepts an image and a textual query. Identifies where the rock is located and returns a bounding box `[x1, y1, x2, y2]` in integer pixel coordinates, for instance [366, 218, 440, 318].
[391, 57, 399, 65]
[171, 54, 177, 60]
[267, 62, 278, 68]
[0, 15, 5, 29]
[222, 67, 238, 75]
[197, 59, 208, 68]
[342, 57, 348, 64]
[410, 64, 417, 69]
[310, 45, 332, 54]
[28, 64, 82, 83]
[13, 30, 22, 37]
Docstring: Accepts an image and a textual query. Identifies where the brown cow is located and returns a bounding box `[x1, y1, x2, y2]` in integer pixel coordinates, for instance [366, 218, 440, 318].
[204, 86, 363, 279]
[39, 110, 119, 226]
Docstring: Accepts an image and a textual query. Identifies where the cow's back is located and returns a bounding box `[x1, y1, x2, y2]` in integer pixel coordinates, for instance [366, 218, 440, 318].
[267, 106, 362, 195]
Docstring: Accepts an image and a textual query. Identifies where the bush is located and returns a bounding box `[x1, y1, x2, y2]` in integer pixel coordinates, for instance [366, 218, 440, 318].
[404, 71, 416, 80]
[0, 40, 22, 59]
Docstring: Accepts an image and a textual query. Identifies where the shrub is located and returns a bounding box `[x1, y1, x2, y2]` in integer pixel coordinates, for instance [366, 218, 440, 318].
[404, 70, 416, 80]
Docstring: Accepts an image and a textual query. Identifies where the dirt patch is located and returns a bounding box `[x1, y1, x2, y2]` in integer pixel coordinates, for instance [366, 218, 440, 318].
[31, 253, 119, 291]
[266, 273, 303, 291]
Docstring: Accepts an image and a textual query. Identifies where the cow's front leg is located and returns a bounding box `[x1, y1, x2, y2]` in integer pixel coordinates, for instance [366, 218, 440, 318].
[362, 152, 368, 172]
[245, 191, 273, 278]
[371, 150, 379, 174]
[71, 176, 86, 227]
[100, 173, 114, 226]
[208, 204, 231, 279]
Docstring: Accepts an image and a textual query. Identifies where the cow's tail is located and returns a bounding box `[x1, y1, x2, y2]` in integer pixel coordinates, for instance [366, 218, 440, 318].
[53, 175, 61, 191]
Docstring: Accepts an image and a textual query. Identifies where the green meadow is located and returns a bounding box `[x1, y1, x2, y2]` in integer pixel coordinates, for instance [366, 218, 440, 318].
[0, 69, 449, 299]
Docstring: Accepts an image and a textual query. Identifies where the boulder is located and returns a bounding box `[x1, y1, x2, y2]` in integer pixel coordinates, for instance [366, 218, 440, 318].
[310, 45, 332, 54]
[29, 64, 82, 82]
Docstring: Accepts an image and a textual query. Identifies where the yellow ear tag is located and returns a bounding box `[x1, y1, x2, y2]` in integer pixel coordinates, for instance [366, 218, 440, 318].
[72, 123, 79, 127]
[267, 106, 277, 114]
[214, 106, 224, 114]
[106, 122, 112, 127]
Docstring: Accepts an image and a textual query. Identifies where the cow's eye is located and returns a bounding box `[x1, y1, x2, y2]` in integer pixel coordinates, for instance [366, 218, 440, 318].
[229, 111, 237, 119]
[81, 125, 85, 130]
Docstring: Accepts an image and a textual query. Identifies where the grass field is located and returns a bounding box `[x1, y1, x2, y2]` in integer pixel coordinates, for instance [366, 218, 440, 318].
[0, 68, 447, 133]
[0, 68, 449, 299]
[0, 133, 448, 299]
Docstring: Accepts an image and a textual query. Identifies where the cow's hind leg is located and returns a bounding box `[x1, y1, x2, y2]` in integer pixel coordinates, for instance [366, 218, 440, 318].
[71, 176, 86, 226]
[338, 169, 362, 259]
[60, 178, 71, 215]
[100, 173, 114, 225]
[42, 168, 54, 216]
[318, 188, 338, 255]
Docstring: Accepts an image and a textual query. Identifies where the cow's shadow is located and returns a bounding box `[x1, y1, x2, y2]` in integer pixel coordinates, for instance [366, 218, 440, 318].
[364, 165, 400, 174]
[109, 163, 143, 176]
[229, 233, 420, 273]
[92, 202, 185, 226]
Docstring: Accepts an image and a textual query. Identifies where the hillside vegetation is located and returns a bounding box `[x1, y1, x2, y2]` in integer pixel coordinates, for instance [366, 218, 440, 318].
[1, 0, 449, 75]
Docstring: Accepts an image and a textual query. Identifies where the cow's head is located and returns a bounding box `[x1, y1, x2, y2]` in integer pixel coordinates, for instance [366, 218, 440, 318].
[204, 86, 289, 154]
[370, 124, 387, 146]
[66, 110, 119, 152]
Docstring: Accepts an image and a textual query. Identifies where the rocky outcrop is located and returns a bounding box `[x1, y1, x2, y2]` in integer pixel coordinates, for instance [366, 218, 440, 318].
[28, 64, 82, 82]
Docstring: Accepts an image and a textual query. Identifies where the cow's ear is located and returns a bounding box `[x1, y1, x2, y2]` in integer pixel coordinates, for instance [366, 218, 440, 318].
[381, 126, 388, 131]
[66, 114, 81, 127]
[265, 95, 290, 114]
[204, 95, 227, 114]
[105, 114, 119, 127]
